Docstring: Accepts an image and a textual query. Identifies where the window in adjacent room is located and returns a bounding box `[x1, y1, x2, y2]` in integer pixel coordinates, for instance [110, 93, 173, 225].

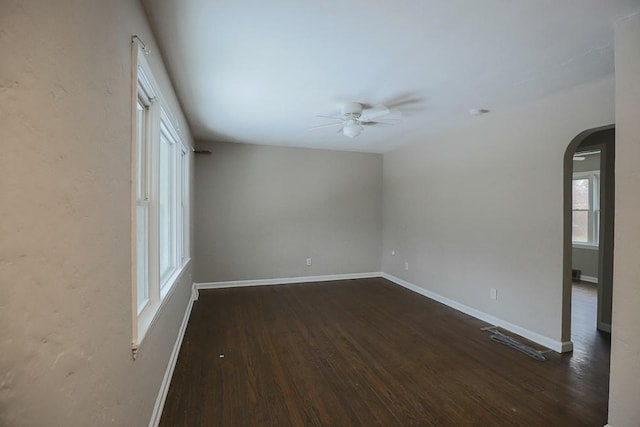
[571, 170, 600, 247]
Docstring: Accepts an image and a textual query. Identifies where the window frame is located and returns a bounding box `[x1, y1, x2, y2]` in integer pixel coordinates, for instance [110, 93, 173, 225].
[131, 43, 191, 354]
[135, 93, 152, 316]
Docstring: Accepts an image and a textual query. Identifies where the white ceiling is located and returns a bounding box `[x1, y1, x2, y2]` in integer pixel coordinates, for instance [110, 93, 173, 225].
[142, 0, 640, 153]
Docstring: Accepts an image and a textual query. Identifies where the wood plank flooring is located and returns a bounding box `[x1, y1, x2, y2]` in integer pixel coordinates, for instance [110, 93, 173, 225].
[569, 281, 611, 414]
[160, 278, 610, 426]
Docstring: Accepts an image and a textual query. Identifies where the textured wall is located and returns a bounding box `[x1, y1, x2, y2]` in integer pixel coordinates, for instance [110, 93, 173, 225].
[382, 77, 614, 345]
[0, 1, 193, 425]
[194, 141, 382, 282]
[609, 12, 640, 427]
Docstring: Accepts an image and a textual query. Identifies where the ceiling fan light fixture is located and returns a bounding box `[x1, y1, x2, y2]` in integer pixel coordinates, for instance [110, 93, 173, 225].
[343, 121, 363, 138]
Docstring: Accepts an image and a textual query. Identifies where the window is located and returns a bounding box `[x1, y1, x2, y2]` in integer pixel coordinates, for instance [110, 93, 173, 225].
[158, 110, 190, 298]
[132, 43, 190, 351]
[572, 171, 599, 247]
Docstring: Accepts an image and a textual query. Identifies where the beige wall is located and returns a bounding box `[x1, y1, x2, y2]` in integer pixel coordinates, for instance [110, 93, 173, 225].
[194, 141, 382, 282]
[382, 77, 614, 346]
[572, 247, 599, 278]
[609, 12, 640, 427]
[0, 1, 194, 426]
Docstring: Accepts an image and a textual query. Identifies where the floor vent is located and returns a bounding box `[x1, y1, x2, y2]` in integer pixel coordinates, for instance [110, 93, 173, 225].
[481, 326, 551, 361]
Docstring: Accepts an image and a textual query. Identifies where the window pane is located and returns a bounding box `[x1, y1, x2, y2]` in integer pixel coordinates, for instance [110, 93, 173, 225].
[572, 210, 589, 242]
[176, 152, 183, 264]
[159, 134, 175, 284]
[136, 101, 146, 200]
[181, 149, 189, 262]
[136, 205, 149, 313]
[572, 179, 589, 210]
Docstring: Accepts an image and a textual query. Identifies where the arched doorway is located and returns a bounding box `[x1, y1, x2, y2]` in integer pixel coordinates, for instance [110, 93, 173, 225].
[562, 125, 615, 345]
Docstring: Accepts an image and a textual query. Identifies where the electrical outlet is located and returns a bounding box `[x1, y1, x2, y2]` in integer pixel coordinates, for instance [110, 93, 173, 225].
[306, 257, 312, 267]
[404, 262, 409, 271]
[490, 288, 498, 300]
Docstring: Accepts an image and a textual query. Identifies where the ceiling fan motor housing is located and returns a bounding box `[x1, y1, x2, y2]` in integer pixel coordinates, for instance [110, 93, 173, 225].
[342, 102, 363, 119]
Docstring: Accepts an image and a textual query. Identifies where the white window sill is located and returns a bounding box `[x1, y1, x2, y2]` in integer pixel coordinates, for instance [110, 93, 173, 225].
[160, 258, 191, 300]
[134, 258, 192, 353]
[572, 243, 599, 251]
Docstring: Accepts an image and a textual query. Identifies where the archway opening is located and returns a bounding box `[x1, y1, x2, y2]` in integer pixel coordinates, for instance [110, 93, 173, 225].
[562, 125, 614, 347]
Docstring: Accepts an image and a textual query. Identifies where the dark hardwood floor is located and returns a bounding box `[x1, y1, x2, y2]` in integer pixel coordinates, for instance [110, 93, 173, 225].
[160, 278, 610, 426]
[569, 281, 611, 416]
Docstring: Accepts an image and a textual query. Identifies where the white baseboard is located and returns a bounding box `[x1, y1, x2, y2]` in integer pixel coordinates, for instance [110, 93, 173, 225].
[197, 272, 573, 353]
[195, 272, 382, 290]
[580, 274, 598, 284]
[381, 273, 572, 354]
[148, 284, 198, 427]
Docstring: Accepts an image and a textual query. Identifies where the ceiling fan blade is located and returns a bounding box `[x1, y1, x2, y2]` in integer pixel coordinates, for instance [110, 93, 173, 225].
[394, 106, 423, 117]
[309, 122, 343, 130]
[362, 121, 397, 126]
[361, 110, 403, 125]
[360, 104, 390, 121]
[383, 93, 425, 109]
[316, 114, 342, 120]
[382, 109, 403, 120]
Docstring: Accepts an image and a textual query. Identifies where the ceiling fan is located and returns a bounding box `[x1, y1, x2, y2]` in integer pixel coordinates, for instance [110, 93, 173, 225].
[310, 102, 403, 138]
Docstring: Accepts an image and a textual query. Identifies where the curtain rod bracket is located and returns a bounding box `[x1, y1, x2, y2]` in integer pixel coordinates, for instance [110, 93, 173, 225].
[132, 35, 150, 55]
